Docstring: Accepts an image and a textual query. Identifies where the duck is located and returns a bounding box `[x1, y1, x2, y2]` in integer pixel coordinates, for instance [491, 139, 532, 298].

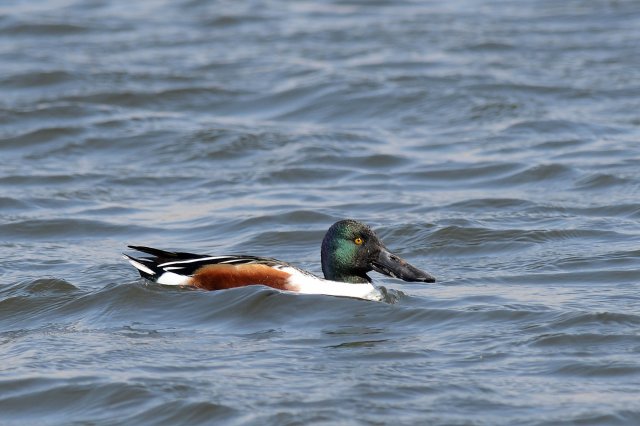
[124, 219, 435, 301]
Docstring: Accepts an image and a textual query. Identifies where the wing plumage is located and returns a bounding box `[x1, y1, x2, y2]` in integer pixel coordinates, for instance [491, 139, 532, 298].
[124, 246, 290, 286]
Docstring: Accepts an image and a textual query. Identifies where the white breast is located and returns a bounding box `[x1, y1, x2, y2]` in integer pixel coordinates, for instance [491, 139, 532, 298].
[280, 267, 383, 301]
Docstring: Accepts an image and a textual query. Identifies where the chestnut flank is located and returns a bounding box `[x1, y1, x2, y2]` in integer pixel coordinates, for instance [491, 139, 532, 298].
[189, 264, 294, 291]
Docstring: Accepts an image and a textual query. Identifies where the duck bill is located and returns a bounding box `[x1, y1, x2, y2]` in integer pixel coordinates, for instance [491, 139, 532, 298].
[371, 248, 436, 283]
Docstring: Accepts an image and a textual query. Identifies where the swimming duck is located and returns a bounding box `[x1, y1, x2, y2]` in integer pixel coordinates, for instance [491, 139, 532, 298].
[124, 219, 435, 301]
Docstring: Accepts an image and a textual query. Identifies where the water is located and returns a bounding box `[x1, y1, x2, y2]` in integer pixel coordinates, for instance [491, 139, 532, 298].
[1, 0, 640, 424]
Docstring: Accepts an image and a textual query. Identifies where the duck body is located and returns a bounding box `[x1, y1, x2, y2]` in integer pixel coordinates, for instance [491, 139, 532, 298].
[124, 247, 383, 300]
[125, 220, 435, 301]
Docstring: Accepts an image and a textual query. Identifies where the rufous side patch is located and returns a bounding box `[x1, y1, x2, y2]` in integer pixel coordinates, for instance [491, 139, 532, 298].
[189, 264, 294, 291]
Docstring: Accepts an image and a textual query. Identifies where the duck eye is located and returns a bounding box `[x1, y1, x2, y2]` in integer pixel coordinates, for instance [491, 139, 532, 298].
[354, 237, 363, 245]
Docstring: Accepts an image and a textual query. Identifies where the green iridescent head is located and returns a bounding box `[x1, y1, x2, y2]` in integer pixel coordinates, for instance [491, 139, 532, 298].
[320, 219, 436, 284]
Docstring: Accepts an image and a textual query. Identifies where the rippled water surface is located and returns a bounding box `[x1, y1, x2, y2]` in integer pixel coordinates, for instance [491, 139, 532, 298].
[2, 0, 640, 424]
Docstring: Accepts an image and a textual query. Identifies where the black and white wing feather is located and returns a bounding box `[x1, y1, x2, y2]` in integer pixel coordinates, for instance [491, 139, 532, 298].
[124, 245, 285, 284]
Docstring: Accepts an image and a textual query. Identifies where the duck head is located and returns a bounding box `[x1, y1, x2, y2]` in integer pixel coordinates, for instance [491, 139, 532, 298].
[320, 219, 436, 284]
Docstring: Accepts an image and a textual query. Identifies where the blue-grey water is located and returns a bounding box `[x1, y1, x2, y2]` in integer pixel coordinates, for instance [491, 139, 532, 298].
[2, 0, 640, 424]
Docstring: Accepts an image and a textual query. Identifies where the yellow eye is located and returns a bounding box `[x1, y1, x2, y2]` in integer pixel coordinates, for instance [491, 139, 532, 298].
[354, 237, 363, 245]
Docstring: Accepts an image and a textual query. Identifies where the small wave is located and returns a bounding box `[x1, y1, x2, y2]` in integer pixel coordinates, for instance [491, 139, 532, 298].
[50, 86, 244, 111]
[0, 70, 75, 88]
[490, 163, 575, 186]
[547, 311, 640, 330]
[0, 376, 237, 424]
[265, 167, 353, 184]
[223, 211, 335, 232]
[426, 226, 619, 256]
[503, 119, 597, 135]
[531, 328, 637, 343]
[550, 360, 640, 377]
[0, 172, 103, 186]
[0, 281, 396, 333]
[2, 126, 84, 149]
[0, 218, 152, 240]
[406, 162, 523, 182]
[563, 203, 640, 219]
[0, 196, 30, 210]
[574, 173, 633, 190]
[21, 278, 78, 294]
[120, 399, 237, 424]
[0, 278, 77, 298]
[444, 198, 535, 211]
[0, 21, 89, 36]
[492, 269, 639, 286]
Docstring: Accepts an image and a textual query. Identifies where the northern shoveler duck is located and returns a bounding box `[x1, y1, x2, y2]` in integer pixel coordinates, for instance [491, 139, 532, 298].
[124, 219, 435, 301]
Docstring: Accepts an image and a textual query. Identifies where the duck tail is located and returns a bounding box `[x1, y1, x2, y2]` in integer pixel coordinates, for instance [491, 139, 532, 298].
[122, 253, 161, 280]
[123, 246, 192, 286]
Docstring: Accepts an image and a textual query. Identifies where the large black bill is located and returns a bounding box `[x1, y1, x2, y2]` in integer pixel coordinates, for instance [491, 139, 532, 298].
[371, 248, 436, 283]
